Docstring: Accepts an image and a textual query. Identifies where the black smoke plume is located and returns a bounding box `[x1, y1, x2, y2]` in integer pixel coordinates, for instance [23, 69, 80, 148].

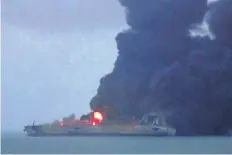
[89, 0, 232, 135]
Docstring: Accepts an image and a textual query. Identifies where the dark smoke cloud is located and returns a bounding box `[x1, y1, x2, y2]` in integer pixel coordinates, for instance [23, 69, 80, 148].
[207, 0, 232, 48]
[119, 0, 207, 31]
[89, 0, 232, 135]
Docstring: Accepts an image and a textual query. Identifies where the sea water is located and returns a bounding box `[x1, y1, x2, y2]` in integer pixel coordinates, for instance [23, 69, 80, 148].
[1, 132, 232, 154]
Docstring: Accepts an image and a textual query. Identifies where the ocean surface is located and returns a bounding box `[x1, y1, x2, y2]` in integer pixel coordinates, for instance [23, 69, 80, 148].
[1, 132, 232, 154]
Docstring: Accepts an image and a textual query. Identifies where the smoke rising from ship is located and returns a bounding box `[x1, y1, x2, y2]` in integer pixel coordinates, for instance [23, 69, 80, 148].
[89, 0, 232, 135]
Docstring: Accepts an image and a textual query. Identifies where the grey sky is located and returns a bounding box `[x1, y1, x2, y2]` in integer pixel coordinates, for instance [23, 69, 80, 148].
[1, 0, 127, 131]
[2, 0, 126, 32]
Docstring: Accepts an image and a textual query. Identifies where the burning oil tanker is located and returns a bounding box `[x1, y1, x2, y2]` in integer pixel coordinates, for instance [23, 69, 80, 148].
[23, 107, 176, 137]
[24, 0, 232, 136]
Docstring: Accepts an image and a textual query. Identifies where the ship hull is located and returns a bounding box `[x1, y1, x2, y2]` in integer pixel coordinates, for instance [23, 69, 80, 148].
[24, 125, 175, 137]
[26, 132, 171, 137]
